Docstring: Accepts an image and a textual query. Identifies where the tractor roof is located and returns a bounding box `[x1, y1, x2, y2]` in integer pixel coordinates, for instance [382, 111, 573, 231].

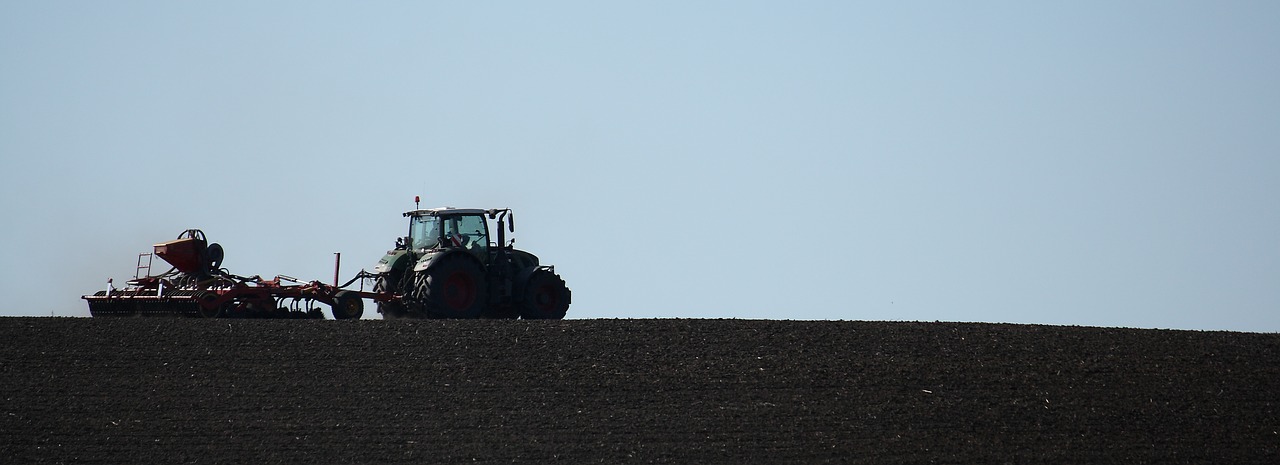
[402, 207, 489, 217]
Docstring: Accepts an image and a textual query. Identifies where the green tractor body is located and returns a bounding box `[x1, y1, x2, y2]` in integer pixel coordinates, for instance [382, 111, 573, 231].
[373, 207, 570, 319]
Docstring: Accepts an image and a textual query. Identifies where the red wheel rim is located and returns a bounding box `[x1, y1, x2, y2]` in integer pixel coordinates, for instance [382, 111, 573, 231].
[535, 283, 559, 312]
[443, 271, 477, 310]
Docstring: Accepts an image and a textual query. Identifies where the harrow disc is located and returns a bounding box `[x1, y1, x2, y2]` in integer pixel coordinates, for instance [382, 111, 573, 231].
[85, 289, 203, 317]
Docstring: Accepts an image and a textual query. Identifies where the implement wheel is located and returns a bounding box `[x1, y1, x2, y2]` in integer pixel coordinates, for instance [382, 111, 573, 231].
[332, 291, 364, 320]
[415, 253, 488, 319]
[196, 292, 226, 318]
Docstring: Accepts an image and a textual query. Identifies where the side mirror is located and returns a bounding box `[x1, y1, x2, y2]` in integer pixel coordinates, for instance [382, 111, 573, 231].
[508, 213, 515, 232]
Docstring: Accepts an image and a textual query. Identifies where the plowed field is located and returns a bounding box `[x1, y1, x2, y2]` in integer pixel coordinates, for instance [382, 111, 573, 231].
[2, 318, 1278, 463]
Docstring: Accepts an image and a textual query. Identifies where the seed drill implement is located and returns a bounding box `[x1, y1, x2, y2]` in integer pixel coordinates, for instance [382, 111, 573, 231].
[83, 229, 381, 319]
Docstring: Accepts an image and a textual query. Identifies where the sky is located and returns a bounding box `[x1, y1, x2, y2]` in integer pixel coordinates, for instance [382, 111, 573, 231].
[2, 1, 1277, 332]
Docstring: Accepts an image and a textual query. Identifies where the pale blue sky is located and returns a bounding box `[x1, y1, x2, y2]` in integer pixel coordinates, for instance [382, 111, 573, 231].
[2, 2, 1277, 331]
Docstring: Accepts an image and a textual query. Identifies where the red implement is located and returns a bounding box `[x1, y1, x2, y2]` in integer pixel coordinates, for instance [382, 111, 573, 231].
[83, 229, 396, 319]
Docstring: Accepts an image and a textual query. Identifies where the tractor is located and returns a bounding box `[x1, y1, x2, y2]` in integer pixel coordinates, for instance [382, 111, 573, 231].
[372, 204, 570, 319]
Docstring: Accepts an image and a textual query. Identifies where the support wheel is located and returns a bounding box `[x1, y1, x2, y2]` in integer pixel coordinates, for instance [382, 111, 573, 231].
[332, 291, 364, 320]
[516, 268, 571, 320]
[196, 291, 226, 318]
[414, 253, 488, 318]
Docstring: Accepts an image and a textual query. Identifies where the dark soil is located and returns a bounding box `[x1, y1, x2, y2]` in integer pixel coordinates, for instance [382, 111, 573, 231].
[2, 318, 1278, 464]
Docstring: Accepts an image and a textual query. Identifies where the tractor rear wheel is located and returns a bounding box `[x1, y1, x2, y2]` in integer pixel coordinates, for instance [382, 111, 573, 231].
[414, 253, 488, 318]
[375, 273, 408, 319]
[517, 269, 570, 320]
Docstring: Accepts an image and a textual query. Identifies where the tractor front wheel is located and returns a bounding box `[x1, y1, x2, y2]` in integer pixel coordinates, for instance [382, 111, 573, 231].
[516, 269, 570, 320]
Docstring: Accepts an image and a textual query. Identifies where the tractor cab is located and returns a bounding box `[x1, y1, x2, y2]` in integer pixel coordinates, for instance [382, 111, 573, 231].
[405, 208, 491, 262]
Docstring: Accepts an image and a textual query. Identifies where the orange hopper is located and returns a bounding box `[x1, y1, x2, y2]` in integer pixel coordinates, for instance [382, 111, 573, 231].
[154, 236, 207, 274]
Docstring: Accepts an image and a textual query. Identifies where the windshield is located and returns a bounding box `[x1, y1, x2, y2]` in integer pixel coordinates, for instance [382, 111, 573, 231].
[409, 215, 440, 250]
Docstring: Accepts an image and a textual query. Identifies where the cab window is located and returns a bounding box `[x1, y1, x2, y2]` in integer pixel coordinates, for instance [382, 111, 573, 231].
[409, 216, 440, 250]
[443, 215, 489, 259]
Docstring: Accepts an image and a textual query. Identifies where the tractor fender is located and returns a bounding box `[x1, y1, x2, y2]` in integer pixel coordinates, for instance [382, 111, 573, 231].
[507, 249, 540, 270]
[514, 266, 541, 287]
[413, 249, 484, 273]
[373, 250, 411, 275]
